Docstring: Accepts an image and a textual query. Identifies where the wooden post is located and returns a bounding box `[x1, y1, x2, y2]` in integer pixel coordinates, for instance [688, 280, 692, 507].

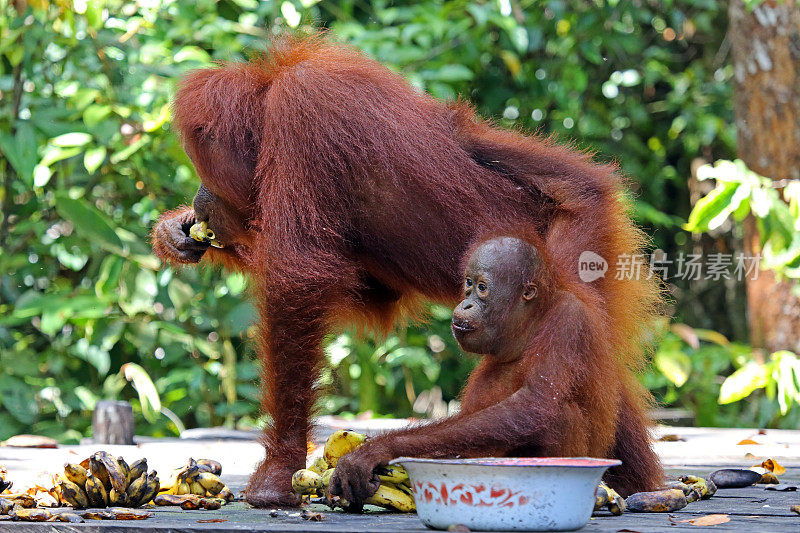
[92, 400, 135, 445]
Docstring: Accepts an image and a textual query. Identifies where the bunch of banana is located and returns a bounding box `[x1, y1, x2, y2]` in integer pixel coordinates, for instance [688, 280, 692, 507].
[292, 430, 415, 513]
[189, 221, 223, 248]
[58, 451, 159, 508]
[157, 458, 234, 503]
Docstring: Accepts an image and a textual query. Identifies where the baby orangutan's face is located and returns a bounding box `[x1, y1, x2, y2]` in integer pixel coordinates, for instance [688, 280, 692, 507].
[451, 237, 539, 357]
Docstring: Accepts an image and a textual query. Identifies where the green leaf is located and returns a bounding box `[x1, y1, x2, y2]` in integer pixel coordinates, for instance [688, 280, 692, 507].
[84, 146, 107, 173]
[51, 132, 93, 147]
[0, 375, 39, 425]
[55, 193, 123, 252]
[0, 121, 37, 185]
[83, 105, 112, 128]
[121, 363, 162, 423]
[719, 361, 770, 404]
[684, 181, 742, 233]
[654, 349, 691, 387]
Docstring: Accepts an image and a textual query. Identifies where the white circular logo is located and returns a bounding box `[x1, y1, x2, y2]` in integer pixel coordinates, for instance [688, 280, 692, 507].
[578, 251, 608, 282]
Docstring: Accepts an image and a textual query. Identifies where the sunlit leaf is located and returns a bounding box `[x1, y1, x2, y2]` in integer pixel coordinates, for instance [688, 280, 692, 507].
[121, 363, 162, 423]
[655, 349, 691, 387]
[719, 361, 770, 404]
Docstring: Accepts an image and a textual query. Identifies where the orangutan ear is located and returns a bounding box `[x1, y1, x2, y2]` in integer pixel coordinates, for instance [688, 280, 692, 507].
[522, 282, 537, 301]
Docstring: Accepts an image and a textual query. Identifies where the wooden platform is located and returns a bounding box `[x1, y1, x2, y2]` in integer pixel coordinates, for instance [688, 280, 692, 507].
[1, 423, 799, 531]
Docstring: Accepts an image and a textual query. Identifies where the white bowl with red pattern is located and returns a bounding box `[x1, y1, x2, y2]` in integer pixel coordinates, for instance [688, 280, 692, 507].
[391, 457, 620, 531]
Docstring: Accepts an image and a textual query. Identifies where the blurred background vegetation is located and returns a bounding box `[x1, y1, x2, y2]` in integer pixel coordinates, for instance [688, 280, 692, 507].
[1, 0, 799, 443]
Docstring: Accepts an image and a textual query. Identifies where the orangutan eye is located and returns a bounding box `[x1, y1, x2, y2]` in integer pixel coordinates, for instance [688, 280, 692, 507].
[477, 282, 487, 293]
[465, 279, 473, 288]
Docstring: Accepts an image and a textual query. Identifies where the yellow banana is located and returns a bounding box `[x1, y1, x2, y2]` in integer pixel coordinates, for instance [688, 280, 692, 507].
[323, 430, 367, 467]
[175, 481, 191, 495]
[291, 469, 324, 494]
[321, 468, 335, 487]
[189, 222, 224, 248]
[64, 463, 89, 487]
[308, 456, 329, 475]
[196, 472, 225, 495]
[376, 465, 409, 485]
[189, 480, 205, 495]
[365, 484, 416, 512]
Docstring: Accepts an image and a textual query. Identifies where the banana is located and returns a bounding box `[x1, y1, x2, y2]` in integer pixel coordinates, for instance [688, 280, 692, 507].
[157, 468, 182, 493]
[58, 477, 89, 508]
[109, 488, 130, 506]
[126, 474, 148, 503]
[292, 469, 324, 494]
[136, 473, 160, 506]
[10, 508, 53, 521]
[196, 473, 225, 495]
[99, 454, 128, 493]
[376, 465, 409, 485]
[323, 430, 367, 467]
[175, 481, 191, 495]
[89, 454, 111, 491]
[321, 468, 335, 487]
[85, 472, 109, 507]
[217, 486, 234, 502]
[309, 456, 329, 475]
[58, 512, 85, 523]
[128, 459, 148, 482]
[117, 456, 131, 483]
[365, 484, 416, 512]
[189, 222, 224, 248]
[197, 459, 222, 476]
[189, 480, 205, 495]
[108, 508, 151, 520]
[154, 494, 199, 506]
[64, 463, 89, 486]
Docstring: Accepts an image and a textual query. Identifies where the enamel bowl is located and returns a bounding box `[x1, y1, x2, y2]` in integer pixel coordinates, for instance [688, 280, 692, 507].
[391, 457, 620, 532]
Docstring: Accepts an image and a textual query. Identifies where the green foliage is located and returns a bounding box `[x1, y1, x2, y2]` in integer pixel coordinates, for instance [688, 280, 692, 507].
[681, 159, 800, 419]
[647, 323, 800, 428]
[0, 0, 744, 440]
[686, 159, 800, 280]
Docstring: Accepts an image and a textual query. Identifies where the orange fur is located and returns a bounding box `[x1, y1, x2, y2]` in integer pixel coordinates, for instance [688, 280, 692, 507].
[152, 33, 663, 506]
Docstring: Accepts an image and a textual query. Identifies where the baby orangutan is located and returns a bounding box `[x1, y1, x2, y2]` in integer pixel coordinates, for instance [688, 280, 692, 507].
[329, 236, 662, 504]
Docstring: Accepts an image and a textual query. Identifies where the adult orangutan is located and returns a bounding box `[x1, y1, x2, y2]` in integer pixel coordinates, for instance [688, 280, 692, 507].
[152, 34, 662, 507]
[329, 236, 663, 504]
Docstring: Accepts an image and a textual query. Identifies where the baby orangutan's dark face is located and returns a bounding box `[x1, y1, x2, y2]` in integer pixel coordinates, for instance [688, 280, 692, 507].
[451, 237, 540, 357]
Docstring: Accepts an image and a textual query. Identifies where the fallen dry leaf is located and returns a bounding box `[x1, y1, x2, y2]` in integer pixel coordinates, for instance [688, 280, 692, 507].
[791, 505, 799, 515]
[758, 458, 786, 475]
[737, 438, 761, 445]
[744, 452, 757, 459]
[197, 519, 228, 523]
[670, 514, 730, 526]
[658, 434, 685, 442]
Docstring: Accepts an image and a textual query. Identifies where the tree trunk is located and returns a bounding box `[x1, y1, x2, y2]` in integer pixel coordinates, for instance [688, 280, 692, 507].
[729, 0, 800, 353]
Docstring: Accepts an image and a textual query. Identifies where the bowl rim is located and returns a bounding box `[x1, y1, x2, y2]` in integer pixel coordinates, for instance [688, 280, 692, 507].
[390, 456, 622, 468]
